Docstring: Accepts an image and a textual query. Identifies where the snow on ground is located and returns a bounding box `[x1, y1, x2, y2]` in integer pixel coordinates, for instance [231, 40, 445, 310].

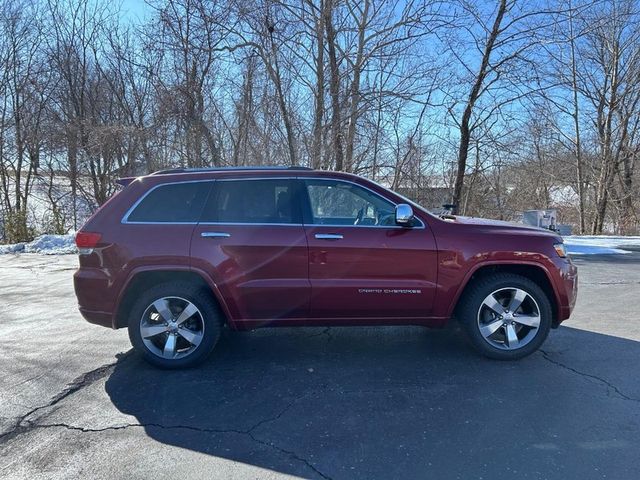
[0, 233, 77, 255]
[563, 235, 640, 255]
[0, 242, 26, 254]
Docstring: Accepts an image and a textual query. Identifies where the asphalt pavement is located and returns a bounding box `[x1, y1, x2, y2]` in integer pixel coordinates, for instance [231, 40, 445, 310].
[0, 253, 639, 479]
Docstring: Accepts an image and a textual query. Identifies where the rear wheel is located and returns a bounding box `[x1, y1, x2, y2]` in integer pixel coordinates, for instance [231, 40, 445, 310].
[457, 273, 552, 360]
[128, 282, 223, 368]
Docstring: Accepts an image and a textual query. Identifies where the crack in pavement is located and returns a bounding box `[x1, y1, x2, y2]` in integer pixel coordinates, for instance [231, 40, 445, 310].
[0, 375, 457, 478]
[0, 372, 332, 480]
[10, 413, 332, 479]
[12, 371, 48, 387]
[0, 380, 460, 479]
[307, 327, 333, 341]
[0, 355, 456, 480]
[539, 350, 640, 403]
[0, 351, 132, 444]
[11, 343, 635, 480]
[248, 434, 332, 480]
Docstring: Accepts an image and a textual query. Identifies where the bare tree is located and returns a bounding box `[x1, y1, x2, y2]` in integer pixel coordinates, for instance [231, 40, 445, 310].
[0, 0, 47, 241]
[579, 0, 640, 233]
[448, 0, 563, 214]
[146, 0, 231, 168]
[2, 0, 640, 242]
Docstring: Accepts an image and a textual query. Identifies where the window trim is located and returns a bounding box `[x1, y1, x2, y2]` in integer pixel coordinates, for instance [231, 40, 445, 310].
[121, 176, 426, 229]
[121, 180, 214, 225]
[300, 178, 425, 230]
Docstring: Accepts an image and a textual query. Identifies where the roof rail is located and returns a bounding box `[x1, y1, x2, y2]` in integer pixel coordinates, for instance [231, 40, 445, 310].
[151, 166, 313, 175]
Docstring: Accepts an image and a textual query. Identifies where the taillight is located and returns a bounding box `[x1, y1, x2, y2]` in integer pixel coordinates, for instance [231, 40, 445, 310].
[75, 231, 102, 254]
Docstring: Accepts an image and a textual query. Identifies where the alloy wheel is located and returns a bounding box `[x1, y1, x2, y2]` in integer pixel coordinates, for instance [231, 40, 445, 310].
[476, 287, 541, 350]
[139, 296, 205, 359]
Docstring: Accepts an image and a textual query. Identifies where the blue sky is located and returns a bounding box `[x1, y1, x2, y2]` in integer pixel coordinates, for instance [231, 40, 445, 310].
[119, 0, 152, 23]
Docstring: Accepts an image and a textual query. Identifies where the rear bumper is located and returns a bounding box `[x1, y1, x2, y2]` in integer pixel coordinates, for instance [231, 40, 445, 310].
[74, 267, 116, 328]
[78, 307, 114, 328]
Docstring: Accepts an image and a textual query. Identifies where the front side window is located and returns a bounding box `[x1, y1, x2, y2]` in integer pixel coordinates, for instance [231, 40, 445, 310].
[126, 181, 210, 223]
[201, 179, 298, 224]
[304, 179, 396, 226]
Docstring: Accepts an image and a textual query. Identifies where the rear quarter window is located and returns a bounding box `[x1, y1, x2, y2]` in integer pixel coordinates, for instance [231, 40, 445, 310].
[125, 181, 211, 223]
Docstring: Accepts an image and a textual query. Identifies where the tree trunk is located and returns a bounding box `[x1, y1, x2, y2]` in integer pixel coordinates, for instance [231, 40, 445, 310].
[67, 127, 79, 230]
[344, 0, 369, 172]
[266, 26, 297, 166]
[619, 155, 637, 234]
[324, 0, 344, 171]
[311, 0, 325, 169]
[568, 2, 586, 233]
[452, 0, 507, 214]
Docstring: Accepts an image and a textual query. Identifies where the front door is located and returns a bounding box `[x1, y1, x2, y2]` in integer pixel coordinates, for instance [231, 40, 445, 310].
[190, 177, 309, 324]
[301, 178, 438, 320]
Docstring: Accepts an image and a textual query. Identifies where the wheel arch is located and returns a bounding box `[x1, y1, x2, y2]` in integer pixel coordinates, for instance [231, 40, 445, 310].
[114, 267, 232, 329]
[450, 262, 560, 327]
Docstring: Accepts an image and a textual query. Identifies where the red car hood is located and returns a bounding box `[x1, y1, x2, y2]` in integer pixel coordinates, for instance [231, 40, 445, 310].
[445, 216, 561, 239]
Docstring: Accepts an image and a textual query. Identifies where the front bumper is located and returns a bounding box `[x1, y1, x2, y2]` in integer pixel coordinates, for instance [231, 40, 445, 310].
[556, 257, 578, 323]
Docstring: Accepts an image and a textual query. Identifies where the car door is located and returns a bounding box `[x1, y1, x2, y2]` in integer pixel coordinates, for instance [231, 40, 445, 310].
[301, 178, 438, 320]
[190, 177, 310, 324]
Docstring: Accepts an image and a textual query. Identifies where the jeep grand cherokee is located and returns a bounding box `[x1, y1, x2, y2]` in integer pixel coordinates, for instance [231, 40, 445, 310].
[74, 167, 578, 368]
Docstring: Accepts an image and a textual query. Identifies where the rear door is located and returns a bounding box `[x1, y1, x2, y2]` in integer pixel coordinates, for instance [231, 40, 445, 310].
[190, 177, 310, 324]
[301, 178, 438, 320]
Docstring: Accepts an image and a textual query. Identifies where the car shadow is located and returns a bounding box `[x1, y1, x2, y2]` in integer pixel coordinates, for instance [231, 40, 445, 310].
[105, 324, 640, 479]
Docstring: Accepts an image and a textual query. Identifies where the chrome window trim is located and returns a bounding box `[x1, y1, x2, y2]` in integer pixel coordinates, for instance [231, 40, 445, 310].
[215, 176, 294, 182]
[196, 222, 421, 229]
[305, 223, 424, 230]
[198, 222, 302, 227]
[120, 175, 426, 229]
[121, 179, 214, 225]
[124, 221, 201, 225]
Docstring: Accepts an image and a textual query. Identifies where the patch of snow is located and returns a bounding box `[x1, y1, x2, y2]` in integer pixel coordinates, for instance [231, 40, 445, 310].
[0, 242, 25, 254]
[564, 235, 640, 255]
[564, 244, 630, 255]
[0, 233, 77, 255]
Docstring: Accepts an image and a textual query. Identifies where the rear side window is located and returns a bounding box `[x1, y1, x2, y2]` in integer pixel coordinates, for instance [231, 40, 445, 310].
[201, 179, 299, 224]
[126, 182, 210, 223]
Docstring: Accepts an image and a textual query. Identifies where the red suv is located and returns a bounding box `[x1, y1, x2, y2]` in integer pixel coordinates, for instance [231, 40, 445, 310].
[74, 167, 578, 368]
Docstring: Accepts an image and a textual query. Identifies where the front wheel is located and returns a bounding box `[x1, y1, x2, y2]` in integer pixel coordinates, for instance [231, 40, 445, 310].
[457, 273, 552, 360]
[128, 282, 223, 368]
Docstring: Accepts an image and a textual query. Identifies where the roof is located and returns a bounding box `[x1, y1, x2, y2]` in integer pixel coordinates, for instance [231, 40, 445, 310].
[115, 166, 373, 188]
[151, 166, 313, 175]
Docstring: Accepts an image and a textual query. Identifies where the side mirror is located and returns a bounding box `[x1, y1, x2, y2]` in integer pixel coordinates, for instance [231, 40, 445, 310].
[395, 203, 414, 226]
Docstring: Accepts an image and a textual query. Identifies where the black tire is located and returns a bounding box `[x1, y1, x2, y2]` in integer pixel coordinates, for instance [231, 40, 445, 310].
[457, 273, 552, 360]
[127, 282, 223, 368]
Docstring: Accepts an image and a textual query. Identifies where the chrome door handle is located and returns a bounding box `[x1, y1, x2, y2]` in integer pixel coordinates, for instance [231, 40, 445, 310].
[201, 232, 231, 238]
[315, 233, 343, 240]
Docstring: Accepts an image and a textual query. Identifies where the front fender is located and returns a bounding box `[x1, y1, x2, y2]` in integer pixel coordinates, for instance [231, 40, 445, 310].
[438, 259, 563, 321]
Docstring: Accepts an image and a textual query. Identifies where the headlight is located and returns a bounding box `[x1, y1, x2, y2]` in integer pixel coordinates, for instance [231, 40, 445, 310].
[553, 243, 567, 258]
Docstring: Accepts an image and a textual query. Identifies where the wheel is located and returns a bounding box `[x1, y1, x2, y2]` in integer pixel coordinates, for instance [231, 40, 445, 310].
[127, 282, 223, 368]
[457, 273, 552, 360]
